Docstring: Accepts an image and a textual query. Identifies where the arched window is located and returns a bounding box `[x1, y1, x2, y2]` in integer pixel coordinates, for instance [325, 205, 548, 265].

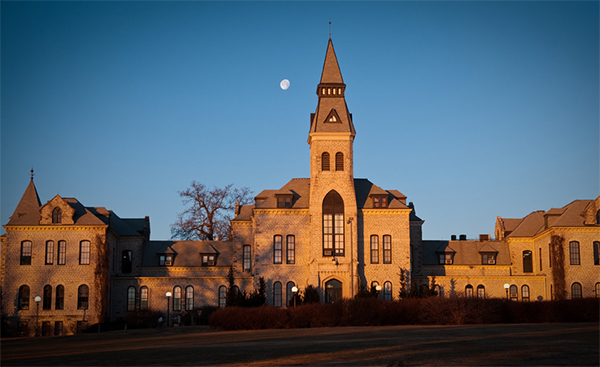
[325, 279, 342, 303]
[521, 285, 530, 302]
[45, 241, 54, 265]
[594, 242, 600, 265]
[383, 281, 393, 301]
[465, 285, 474, 298]
[122, 250, 132, 274]
[127, 286, 136, 311]
[52, 207, 61, 223]
[286, 282, 295, 307]
[173, 286, 182, 311]
[140, 286, 149, 310]
[43, 285, 52, 310]
[185, 286, 194, 310]
[523, 250, 533, 273]
[569, 241, 580, 265]
[370, 235, 379, 264]
[434, 285, 442, 297]
[335, 152, 344, 171]
[243, 245, 251, 272]
[509, 285, 518, 301]
[595, 283, 600, 298]
[321, 152, 330, 171]
[77, 285, 89, 309]
[477, 285, 485, 299]
[218, 286, 227, 308]
[571, 282, 582, 299]
[58, 240, 66, 265]
[79, 240, 91, 265]
[286, 235, 295, 264]
[20, 241, 32, 265]
[322, 191, 344, 256]
[383, 235, 392, 264]
[55, 285, 64, 310]
[18, 285, 30, 310]
[273, 282, 282, 307]
[273, 235, 282, 264]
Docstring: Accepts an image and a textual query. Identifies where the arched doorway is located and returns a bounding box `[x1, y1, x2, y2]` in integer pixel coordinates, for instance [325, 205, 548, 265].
[325, 279, 342, 303]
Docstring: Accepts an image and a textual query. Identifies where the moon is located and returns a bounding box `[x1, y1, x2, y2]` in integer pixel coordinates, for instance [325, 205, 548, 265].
[280, 79, 290, 90]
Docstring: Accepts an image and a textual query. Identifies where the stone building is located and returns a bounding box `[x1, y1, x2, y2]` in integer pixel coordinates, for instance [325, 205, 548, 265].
[2, 39, 599, 336]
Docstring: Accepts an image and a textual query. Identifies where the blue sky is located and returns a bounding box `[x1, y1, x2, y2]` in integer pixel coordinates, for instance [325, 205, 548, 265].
[2, 1, 598, 240]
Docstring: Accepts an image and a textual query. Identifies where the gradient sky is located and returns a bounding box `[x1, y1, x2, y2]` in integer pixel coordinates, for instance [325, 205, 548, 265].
[2, 1, 598, 241]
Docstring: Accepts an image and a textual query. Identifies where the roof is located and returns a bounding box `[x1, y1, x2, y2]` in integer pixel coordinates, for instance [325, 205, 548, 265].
[7, 180, 42, 225]
[422, 240, 511, 265]
[141, 240, 235, 267]
[320, 39, 344, 84]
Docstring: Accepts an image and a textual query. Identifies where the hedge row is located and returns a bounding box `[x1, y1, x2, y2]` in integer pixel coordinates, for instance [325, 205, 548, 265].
[208, 297, 599, 330]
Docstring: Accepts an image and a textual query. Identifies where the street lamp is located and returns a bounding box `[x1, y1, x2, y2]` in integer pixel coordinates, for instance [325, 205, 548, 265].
[375, 285, 382, 299]
[291, 286, 298, 307]
[165, 292, 172, 327]
[34, 296, 41, 337]
[504, 283, 510, 300]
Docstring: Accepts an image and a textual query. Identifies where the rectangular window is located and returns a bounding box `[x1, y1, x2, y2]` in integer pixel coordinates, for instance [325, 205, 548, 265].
[45, 241, 54, 265]
[481, 253, 496, 265]
[202, 254, 215, 266]
[383, 235, 392, 264]
[370, 235, 379, 264]
[539, 248, 543, 270]
[127, 287, 136, 311]
[79, 240, 90, 265]
[58, 241, 66, 265]
[334, 213, 344, 256]
[243, 245, 251, 271]
[439, 253, 453, 265]
[286, 235, 295, 264]
[594, 242, 600, 265]
[277, 196, 292, 208]
[159, 255, 172, 266]
[20, 241, 32, 265]
[55, 285, 64, 310]
[569, 241, 580, 265]
[43, 285, 52, 310]
[323, 214, 333, 256]
[139, 287, 148, 311]
[54, 321, 63, 336]
[273, 235, 282, 264]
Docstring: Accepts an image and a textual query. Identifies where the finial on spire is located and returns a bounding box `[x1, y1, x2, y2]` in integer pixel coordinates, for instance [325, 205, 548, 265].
[329, 21, 331, 38]
[30, 168, 35, 181]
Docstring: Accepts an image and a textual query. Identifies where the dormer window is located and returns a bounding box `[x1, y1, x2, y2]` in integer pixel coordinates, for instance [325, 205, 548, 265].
[201, 254, 216, 266]
[159, 254, 172, 266]
[438, 252, 454, 265]
[373, 196, 388, 208]
[52, 207, 62, 223]
[277, 195, 293, 208]
[481, 253, 497, 265]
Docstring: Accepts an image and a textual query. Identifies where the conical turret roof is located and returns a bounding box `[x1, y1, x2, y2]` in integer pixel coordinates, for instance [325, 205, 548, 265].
[320, 39, 344, 84]
[8, 179, 42, 225]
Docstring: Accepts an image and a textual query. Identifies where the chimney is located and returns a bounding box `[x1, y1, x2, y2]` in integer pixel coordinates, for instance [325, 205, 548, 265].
[459, 234, 467, 241]
[451, 235, 457, 241]
[479, 234, 491, 241]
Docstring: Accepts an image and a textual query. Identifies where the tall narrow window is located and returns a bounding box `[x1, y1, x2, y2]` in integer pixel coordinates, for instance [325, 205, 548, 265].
[122, 250, 132, 273]
[509, 285, 518, 301]
[243, 245, 251, 271]
[383, 281, 393, 301]
[55, 285, 64, 310]
[185, 286, 194, 310]
[571, 282, 582, 299]
[569, 241, 580, 265]
[521, 285, 530, 302]
[477, 285, 485, 299]
[323, 191, 344, 256]
[43, 285, 52, 310]
[45, 241, 54, 265]
[173, 286, 182, 311]
[321, 152, 330, 171]
[20, 241, 32, 265]
[286, 282, 295, 307]
[140, 287, 148, 310]
[595, 283, 600, 298]
[127, 286, 136, 311]
[77, 285, 89, 310]
[52, 207, 62, 223]
[286, 235, 295, 264]
[465, 285, 474, 298]
[383, 235, 392, 264]
[335, 152, 344, 171]
[58, 241, 66, 265]
[594, 242, 600, 265]
[370, 235, 379, 264]
[273, 282, 282, 307]
[18, 285, 30, 310]
[273, 235, 282, 264]
[79, 240, 90, 265]
[548, 243, 552, 268]
[523, 250, 533, 273]
[539, 248, 543, 271]
[218, 286, 227, 308]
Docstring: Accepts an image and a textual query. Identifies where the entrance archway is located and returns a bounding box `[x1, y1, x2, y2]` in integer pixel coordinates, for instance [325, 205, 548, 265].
[325, 279, 342, 303]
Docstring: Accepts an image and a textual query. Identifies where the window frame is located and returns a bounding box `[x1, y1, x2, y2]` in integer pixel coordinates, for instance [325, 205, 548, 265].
[243, 245, 251, 272]
[52, 207, 62, 223]
[523, 250, 533, 273]
[521, 285, 530, 302]
[335, 152, 344, 171]
[571, 282, 582, 299]
[173, 286, 182, 311]
[595, 283, 600, 298]
[58, 241, 66, 265]
[273, 281, 282, 307]
[594, 242, 600, 266]
[43, 284, 52, 310]
[481, 253, 496, 265]
[139, 286, 149, 311]
[18, 285, 30, 310]
[45, 241, 54, 265]
[159, 254, 173, 266]
[122, 250, 132, 274]
[509, 285, 518, 301]
[322, 191, 344, 257]
[465, 285, 474, 298]
[383, 281, 393, 301]
[20, 241, 32, 265]
[185, 286, 194, 311]
[477, 285, 485, 299]
[321, 152, 330, 171]
[127, 286, 136, 311]
[55, 285, 64, 310]
[438, 252, 454, 265]
[218, 286, 227, 308]
[286, 281, 295, 307]
[77, 284, 89, 310]
[79, 240, 91, 265]
[286, 235, 295, 264]
[201, 254, 216, 266]
[569, 241, 580, 265]
[383, 235, 392, 264]
[273, 235, 282, 264]
[370, 235, 379, 264]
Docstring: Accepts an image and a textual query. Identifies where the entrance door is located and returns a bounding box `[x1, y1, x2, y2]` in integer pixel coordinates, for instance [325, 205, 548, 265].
[325, 279, 342, 303]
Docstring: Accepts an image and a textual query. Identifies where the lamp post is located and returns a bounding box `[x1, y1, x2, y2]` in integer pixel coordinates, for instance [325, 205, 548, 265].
[375, 285, 382, 299]
[34, 296, 41, 337]
[291, 286, 298, 307]
[166, 292, 171, 327]
[504, 283, 510, 301]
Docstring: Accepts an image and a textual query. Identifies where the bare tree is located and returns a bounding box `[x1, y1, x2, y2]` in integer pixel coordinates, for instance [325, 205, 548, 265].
[171, 182, 252, 241]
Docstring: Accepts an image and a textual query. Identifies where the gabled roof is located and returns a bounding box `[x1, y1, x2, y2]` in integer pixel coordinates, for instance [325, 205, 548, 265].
[422, 240, 511, 265]
[141, 240, 234, 267]
[7, 180, 42, 225]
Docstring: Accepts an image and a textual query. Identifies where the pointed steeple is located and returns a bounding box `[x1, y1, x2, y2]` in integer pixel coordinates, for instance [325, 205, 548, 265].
[7, 175, 42, 225]
[309, 39, 356, 138]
